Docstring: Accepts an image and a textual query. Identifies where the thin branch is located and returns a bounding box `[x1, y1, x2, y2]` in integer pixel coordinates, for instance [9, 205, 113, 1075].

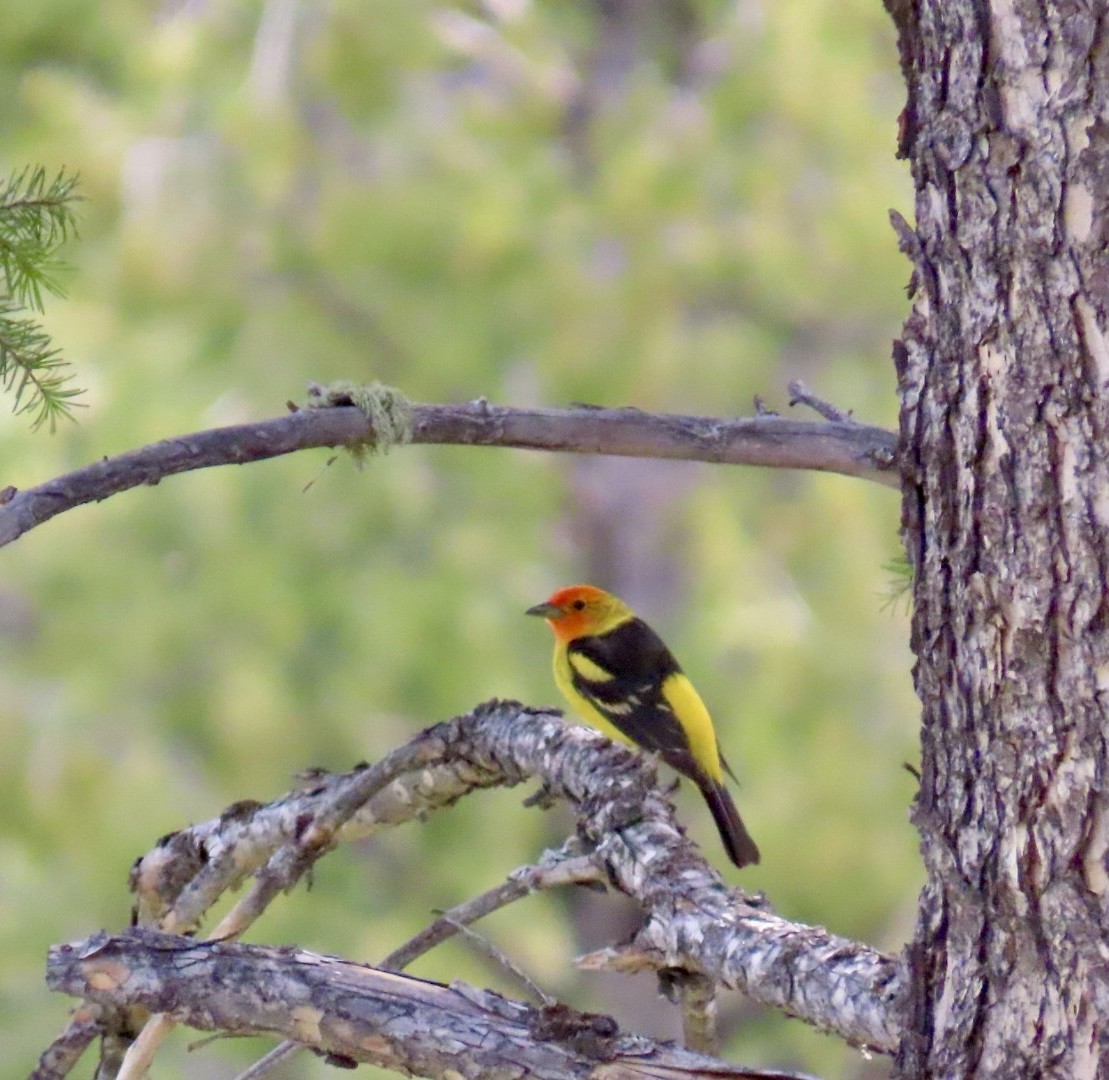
[28, 1005, 101, 1080]
[232, 1041, 294, 1080]
[788, 380, 854, 423]
[0, 399, 900, 547]
[382, 848, 603, 972]
[48, 930, 825, 1080]
[437, 914, 555, 1006]
[236, 845, 602, 1080]
[664, 970, 720, 1057]
[114, 1015, 175, 1080]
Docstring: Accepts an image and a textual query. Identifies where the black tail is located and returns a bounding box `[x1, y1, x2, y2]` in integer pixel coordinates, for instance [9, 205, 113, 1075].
[699, 778, 760, 869]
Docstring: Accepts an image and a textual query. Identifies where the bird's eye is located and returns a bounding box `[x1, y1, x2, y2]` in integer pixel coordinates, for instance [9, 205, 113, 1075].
[571, 599, 586, 611]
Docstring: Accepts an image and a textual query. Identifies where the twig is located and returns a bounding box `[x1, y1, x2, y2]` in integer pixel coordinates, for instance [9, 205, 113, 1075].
[788, 380, 855, 423]
[27, 1006, 102, 1080]
[231, 1041, 292, 1080]
[440, 915, 555, 1006]
[662, 969, 719, 1055]
[115, 1014, 175, 1080]
[382, 848, 602, 971]
[236, 846, 601, 1080]
[0, 399, 899, 547]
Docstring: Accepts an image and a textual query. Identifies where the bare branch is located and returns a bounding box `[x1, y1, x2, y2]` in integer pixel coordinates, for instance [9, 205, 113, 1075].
[118, 702, 903, 1055]
[382, 846, 603, 971]
[242, 844, 603, 1079]
[114, 1015, 175, 1080]
[48, 930, 825, 1080]
[438, 914, 556, 1006]
[787, 380, 854, 424]
[28, 1005, 101, 1080]
[665, 970, 720, 1056]
[232, 1041, 293, 1080]
[48, 703, 899, 1077]
[128, 708, 556, 937]
[0, 399, 899, 548]
[116, 725, 487, 1078]
[117, 723, 502, 1077]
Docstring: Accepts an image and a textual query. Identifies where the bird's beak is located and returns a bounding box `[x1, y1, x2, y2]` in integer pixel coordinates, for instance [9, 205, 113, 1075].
[526, 602, 560, 619]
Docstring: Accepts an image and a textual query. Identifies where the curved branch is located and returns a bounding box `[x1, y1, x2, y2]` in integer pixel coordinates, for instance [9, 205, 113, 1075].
[0, 401, 899, 547]
[120, 701, 902, 1054]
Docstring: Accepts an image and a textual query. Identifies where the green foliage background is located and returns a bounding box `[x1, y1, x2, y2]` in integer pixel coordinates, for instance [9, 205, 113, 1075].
[1, 2, 918, 1076]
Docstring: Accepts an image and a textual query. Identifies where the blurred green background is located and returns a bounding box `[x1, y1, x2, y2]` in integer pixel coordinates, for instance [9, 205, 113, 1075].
[1, 1, 918, 1076]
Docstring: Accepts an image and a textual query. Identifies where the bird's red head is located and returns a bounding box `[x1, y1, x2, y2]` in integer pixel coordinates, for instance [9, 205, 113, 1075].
[526, 584, 632, 643]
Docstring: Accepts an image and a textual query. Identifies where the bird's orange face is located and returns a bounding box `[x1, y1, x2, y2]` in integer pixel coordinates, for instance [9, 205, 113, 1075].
[526, 585, 626, 642]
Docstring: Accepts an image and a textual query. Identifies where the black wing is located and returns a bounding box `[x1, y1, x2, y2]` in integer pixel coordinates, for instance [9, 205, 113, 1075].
[570, 618, 758, 868]
[566, 617, 699, 773]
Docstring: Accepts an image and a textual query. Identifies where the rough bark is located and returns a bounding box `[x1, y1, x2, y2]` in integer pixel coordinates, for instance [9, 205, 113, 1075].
[123, 702, 901, 1052]
[891, 2, 1109, 1076]
[38, 703, 901, 1079]
[46, 930, 818, 1080]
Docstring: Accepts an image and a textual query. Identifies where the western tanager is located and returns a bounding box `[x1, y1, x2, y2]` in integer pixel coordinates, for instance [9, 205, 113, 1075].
[526, 584, 759, 868]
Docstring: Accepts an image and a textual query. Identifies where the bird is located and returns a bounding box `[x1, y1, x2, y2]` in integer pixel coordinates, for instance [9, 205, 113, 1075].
[526, 584, 759, 868]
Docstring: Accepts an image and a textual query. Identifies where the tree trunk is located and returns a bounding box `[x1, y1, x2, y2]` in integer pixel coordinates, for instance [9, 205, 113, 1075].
[892, 2, 1109, 1076]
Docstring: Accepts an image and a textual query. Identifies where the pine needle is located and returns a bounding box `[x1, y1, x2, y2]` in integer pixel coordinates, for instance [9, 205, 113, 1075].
[0, 167, 83, 430]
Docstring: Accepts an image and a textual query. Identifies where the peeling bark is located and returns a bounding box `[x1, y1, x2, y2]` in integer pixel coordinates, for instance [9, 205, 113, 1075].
[46, 930, 819, 1080]
[891, 2, 1109, 1076]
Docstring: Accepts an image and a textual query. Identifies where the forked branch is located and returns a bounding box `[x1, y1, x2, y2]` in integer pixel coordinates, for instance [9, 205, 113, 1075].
[40, 701, 902, 1080]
